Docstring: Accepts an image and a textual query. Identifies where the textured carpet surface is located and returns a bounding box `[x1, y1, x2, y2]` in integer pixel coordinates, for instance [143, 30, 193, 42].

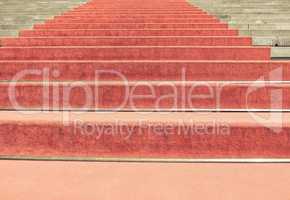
[0, 0, 289, 159]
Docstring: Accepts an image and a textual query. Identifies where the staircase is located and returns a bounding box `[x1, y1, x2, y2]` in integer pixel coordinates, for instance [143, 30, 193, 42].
[0, 0, 289, 160]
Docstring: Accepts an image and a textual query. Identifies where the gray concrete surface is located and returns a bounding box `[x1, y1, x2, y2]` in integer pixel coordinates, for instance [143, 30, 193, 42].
[189, 0, 290, 58]
[0, 0, 88, 37]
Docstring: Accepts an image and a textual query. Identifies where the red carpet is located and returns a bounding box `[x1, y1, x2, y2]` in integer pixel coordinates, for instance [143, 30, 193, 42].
[0, 0, 289, 159]
[0, 81, 289, 109]
[0, 61, 288, 81]
[20, 29, 238, 37]
[1, 36, 252, 46]
[34, 23, 230, 29]
[0, 47, 270, 60]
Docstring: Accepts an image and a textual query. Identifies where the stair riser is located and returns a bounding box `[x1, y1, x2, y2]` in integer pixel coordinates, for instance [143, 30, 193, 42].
[0, 122, 289, 158]
[0, 83, 288, 110]
[0, 47, 270, 60]
[1, 37, 251, 46]
[19, 29, 238, 37]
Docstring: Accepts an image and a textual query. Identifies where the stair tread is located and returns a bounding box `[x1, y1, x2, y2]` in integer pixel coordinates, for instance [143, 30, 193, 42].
[0, 110, 288, 125]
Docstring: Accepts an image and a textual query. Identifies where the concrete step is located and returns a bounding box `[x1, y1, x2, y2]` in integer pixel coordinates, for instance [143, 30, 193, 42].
[195, 0, 290, 2]
[230, 24, 290, 30]
[0, 30, 18, 37]
[195, 5, 290, 9]
[206, 8, 290, 12]
[252, 37, 284, 46]
[272, 47, 290, 58]
[0, 7, 84, 12]
[222, 15, 290, 20]
[191, 0, 290, 4]
[212, 10, 290, 14]
[0, 11, 70, 15]
[240, 30, 290, 37]
[0, 6, 84, 10]
[0, 18, 45, 23]
[0, 15, 55, 20]
[0, 14, 58, 18]
[0, 24, 33, 30]
[227, 19, 290, 24]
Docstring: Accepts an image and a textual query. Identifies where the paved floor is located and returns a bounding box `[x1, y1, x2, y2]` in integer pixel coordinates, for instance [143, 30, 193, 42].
[0, 160, 290, 200]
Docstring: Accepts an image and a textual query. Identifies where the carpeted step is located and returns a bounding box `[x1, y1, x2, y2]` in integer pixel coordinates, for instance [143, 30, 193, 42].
[62, 11, 208, 15]
[54, 15, 215, 20]
[56, 14, 214, 19]
[0, 47, 270, 60]
[0, 60, 287, 81]
[19, 29, 238, 37]
[71, 6, 203, 9]
[66, 10, 206, 14]
[70, 6, 201, 9]
[75, 5, 198, 7]
[0, 0, 286, 160]
[73, 7, 201, 9]
[0, 81, 288, 110]
[34, 23, 229, 29]
[46, 18, 220, 23]
[0, 36, 251, 46]
[75, 7, 199, 9]
[0, 111, 289, 158]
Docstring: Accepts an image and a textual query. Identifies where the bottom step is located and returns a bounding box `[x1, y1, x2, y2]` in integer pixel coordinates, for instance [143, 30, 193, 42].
[0, 111, 289, 158]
